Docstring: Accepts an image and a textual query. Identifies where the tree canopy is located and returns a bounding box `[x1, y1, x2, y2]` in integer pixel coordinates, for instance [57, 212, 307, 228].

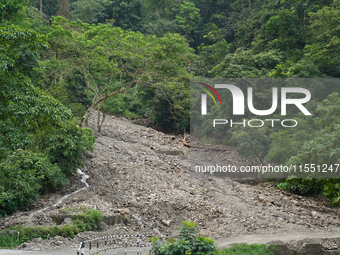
[0, 1, 94, 216]
[2, 0, 340, 216]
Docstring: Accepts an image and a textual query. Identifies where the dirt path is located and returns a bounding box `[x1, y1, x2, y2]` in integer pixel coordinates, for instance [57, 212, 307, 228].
[1, 112, 340, 252]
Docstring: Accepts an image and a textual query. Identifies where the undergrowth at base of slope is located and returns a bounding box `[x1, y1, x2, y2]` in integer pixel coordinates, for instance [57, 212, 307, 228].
[0, 209, 102, 248]
[151, 220, 276, 255]
[216, 244, 276, 255]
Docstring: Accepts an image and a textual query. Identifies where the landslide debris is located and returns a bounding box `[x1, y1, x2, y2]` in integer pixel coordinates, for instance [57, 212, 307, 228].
[1, 112, 340, 251]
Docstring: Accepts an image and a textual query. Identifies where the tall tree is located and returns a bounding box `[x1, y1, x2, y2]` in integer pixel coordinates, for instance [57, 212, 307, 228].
[45, 17, 194, 132]
[0, 0, 27, 23]
[111, 0, 144, 32]
[30, 0, 59, 19]
[71, 0, 107, 24]
[175, 1, 201, 40]
[57, 0, 71, 20]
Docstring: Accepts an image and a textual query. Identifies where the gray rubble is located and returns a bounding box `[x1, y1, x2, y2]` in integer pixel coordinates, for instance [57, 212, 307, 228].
[1, 112, 340, 253]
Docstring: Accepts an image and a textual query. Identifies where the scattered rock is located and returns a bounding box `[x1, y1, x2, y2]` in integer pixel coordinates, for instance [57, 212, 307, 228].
[311, 211, 318, 217]
[161, 220, 171, 227]
[123, 208, 130, 214]
[62, 218, 73, 226]
[100, 222, 109, 231]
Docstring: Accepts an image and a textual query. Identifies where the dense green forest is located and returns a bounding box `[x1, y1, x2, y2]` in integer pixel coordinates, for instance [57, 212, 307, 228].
[1, 0, 340, 216]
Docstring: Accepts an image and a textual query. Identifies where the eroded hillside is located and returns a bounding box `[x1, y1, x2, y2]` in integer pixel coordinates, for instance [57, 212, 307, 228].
[1, 112, 340, 251]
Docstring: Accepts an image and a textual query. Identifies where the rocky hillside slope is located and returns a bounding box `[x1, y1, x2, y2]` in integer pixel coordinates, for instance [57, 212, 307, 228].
[1, 112, 340, 251]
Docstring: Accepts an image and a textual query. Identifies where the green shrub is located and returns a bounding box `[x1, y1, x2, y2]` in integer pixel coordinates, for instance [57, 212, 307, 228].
[150, 220, 277, 255]
[0, 231, 21, 248]
[278, 178, 340, 205]
[0, 209, 103, 248]
[151, 220, 217, 255]
[0, 225, 80, 248]
[73, 208, 103, 231]
[60, 224, 78, 238]
[0, 150, 69, 216]
[277, 177, 319, 195]
[41, 120, 95, 176]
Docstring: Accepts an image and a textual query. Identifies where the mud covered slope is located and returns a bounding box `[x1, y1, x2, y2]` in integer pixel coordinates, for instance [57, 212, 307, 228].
[1, 111, 340, 248]
[80, 112, 340, 239]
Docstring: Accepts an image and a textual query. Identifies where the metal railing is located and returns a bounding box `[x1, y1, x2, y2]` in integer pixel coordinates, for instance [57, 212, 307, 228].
[77, 234, 153, 255]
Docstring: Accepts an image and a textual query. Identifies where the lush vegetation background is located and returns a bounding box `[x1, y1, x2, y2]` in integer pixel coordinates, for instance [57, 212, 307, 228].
[1, 0, 340, 217]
